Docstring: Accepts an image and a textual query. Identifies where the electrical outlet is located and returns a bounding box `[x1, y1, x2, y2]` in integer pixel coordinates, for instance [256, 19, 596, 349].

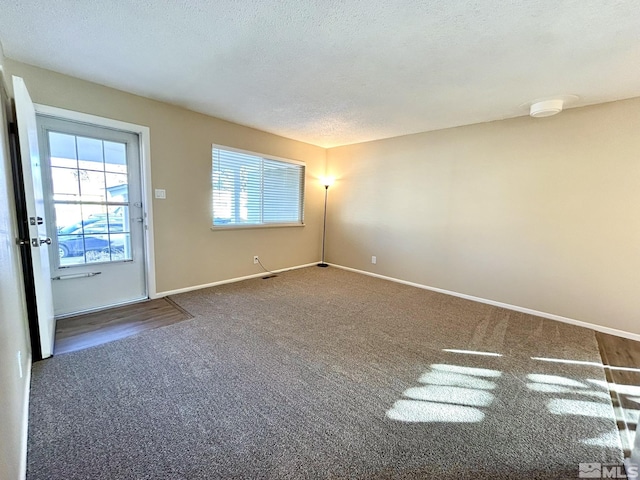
[253, 256, 259, 264]
[154, 188, 166, 199]
[371, 256, 377, 264]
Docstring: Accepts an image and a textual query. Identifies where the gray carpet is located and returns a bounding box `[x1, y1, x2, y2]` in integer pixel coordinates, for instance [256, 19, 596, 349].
[27, 267, 623, 479]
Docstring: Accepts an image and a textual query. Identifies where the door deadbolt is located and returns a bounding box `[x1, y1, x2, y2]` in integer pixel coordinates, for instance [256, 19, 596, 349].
[31, 237, 52, 247]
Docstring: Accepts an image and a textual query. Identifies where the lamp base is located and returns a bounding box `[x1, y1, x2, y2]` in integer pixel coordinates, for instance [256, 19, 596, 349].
[317, 263, 329, 268]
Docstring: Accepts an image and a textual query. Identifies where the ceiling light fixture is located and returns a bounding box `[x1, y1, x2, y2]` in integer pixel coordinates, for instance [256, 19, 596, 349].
[530, 99, 564, 118]
[524, 94, 579, 119]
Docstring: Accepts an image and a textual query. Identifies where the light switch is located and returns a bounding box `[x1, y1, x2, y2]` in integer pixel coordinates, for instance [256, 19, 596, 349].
[155, 189, 166, 199]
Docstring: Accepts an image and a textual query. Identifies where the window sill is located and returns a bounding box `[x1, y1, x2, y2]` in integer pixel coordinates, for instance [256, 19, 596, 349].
[210, 223, 305, 231]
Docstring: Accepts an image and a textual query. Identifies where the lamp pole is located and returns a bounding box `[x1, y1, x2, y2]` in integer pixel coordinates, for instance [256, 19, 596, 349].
[318, 184, 329, 267]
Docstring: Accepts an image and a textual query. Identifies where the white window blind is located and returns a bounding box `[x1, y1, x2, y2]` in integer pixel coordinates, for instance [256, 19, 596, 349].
[212, 147, 305, 227]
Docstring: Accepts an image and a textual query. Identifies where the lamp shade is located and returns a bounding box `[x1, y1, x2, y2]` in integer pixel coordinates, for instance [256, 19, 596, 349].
[321, 176, 335, 188]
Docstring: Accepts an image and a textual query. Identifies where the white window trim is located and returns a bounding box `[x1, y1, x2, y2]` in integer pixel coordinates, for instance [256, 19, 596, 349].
[211, 144, 306, 230]
[212, 143, 306, 167]
[209, 223, 305, 231]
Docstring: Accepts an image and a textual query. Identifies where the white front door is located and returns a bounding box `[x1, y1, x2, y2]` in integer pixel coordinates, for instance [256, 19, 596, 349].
[12, 76, 56, 358]
[37, 115, 147, 316]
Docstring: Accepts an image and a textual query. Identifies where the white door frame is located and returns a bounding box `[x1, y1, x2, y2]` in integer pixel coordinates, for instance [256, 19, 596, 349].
[35, 104, 157, 300]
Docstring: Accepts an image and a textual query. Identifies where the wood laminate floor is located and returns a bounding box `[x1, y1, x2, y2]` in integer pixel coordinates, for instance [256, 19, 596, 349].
[54, 297, 193, 355]
[596, 331, 640, 457]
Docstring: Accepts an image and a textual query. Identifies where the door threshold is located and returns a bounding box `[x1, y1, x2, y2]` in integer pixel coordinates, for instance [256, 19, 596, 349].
[55, 297, 149, 320]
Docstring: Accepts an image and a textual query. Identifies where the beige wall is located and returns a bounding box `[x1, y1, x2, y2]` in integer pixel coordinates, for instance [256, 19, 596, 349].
[4, 59, 327, 294]
[327, 98, 640, 334]
[2, 57, 638, 334]
[0, 46, 32, 480]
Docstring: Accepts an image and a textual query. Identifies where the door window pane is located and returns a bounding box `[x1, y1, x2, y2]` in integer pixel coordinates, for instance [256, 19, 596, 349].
[51, 167, 80, 200]
[49, 132, 77, 168]
[54, 204, 82, 232]
[76, 136, 103, 170]
[58, 234, 85, 266]
[104, 141, 127, 174]
[108, 233, 131, 261]
[78, 170, 107, 202]
[105, 173, 128, 202]
[108, 205, 128, 233]
[84, 237, 111, 263]
[81, 204, 107, 223]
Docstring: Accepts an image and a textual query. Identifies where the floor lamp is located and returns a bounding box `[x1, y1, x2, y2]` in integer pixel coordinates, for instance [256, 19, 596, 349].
[318, 177, 333, 267]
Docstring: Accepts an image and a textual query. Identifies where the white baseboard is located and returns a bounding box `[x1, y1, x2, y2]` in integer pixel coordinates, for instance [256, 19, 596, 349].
[19, 355, 32, 480]
[155, 262, 319, 297]
[330, 263, 640, 342]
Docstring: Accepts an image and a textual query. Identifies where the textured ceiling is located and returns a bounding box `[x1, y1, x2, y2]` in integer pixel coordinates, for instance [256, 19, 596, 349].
[0, 0, 639, 147]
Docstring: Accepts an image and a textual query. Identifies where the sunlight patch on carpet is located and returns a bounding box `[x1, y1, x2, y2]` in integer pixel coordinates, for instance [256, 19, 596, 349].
[386, 399, 486, 423]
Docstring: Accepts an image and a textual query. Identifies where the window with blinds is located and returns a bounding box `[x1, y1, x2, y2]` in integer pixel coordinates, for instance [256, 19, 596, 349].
[212, 146, 305, 227]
